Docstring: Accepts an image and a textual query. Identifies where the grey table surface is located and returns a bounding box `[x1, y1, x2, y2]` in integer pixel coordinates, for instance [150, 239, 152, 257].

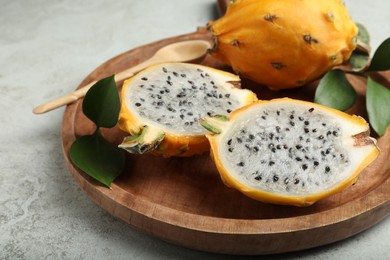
[1, 0, 390, 259]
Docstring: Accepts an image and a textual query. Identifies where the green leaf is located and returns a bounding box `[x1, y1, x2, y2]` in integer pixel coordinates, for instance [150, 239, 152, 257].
[356, 23, 370, 46]
[349, 52, 370, 71]
[314, 69, 357, 111]
[70, 131, 126, 187]
[366, 77, 390, 136]
[82, 75, 120, 128]
[366, 37, 390, 71]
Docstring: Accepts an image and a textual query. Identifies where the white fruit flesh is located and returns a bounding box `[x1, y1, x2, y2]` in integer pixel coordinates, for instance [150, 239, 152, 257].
[123, 63, 254, 135]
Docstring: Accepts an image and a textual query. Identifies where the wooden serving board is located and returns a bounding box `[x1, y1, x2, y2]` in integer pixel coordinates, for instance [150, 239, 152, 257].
[62, 28, 390, 255]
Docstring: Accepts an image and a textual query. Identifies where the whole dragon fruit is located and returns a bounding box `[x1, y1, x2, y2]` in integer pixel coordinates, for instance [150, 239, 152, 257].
[207, 0, 358, 90]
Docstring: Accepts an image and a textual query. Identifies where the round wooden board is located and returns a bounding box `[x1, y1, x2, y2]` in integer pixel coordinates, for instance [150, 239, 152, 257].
[62, 29, 390, 255]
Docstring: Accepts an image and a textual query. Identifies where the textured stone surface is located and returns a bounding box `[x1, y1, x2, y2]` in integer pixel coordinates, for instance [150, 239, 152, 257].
[0, 0, 389, 259]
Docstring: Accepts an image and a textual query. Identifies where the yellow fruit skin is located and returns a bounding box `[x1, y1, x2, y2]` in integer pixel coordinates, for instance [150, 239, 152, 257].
[205, 98, 380, 206]
[208, 0, 358, 90]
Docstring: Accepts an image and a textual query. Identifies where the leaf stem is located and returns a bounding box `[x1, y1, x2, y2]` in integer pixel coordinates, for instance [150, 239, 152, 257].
[344, 70, 368, 78]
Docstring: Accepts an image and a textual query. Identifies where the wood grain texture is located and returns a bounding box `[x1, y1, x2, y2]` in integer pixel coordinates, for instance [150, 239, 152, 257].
[61, 29, 390, 255]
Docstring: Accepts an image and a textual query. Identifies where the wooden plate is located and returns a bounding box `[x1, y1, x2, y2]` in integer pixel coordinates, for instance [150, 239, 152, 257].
[62, 29, 390, 255]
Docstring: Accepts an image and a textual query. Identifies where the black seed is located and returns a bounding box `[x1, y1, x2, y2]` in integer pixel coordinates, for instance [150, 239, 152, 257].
[273, 175, 279, 182]
[276, 110, 280, 116]
[289, 121, 295, 126]
[294, 179, 300, 185]
[255, 175, 262, 181]
[249, 134, 255, 140]
[188, 80, 194, 85]
[321, 151, 326, 156]
[308, 108, 314, 112]
[236, 137, 242, 143]
[283, 144, 288, 149]
[165, 89, 170, 93]
[264, 13, 277, 22]
[326, 148, 331, 154]
[322, 123, 327, 126]
[187, 112, 193, 116]
[314, 161, 319, 166]
[304, 121, 310, 126]
[261, 116, 266, 120]
[298, 116, 304, 121]
[227, 109, 232, 113]
[139, 84, 144, 88]
[253, 146, 259, 152]
[157, 101, 164, 106]
[304, 128, 309, 134]
[162, 67, 168, 73]
[180, 115, 184, 120]
[227, 139, 232, 145]
[276, 126, 281, 133]
[312, 129, 318, 133]
[271, 62, 284, 70]
[135, 103, 141, 107]
[269, 161, 275, 166]
[237, 162, 245, 167]
[290, 115, 294, 120]
[325, 166, 331, 173]
[333, 131, 339, 137]
[296, 157, 302, 162]
[225, 94, 230, 98]
[296, 144, 302, 150]
[284, 178, 289, 185]
[228, 147, 234, 153]
[141, 77, 148, 81]
[276, 144, 282, 150]
[302, 164, 308, 170]
[285, 128, 290, 131]
[172, 71, 179, 77]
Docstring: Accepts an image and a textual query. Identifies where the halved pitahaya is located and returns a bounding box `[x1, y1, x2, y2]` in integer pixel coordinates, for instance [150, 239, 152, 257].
[200, 98, 380, 206]
[118, 62, 257, 157]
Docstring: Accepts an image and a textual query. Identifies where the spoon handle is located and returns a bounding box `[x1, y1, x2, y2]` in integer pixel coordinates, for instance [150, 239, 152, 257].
[32, 58, 159, 114]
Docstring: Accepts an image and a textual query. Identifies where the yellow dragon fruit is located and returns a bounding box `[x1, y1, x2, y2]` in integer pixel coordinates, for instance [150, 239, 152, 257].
[207, 0, 358, 90]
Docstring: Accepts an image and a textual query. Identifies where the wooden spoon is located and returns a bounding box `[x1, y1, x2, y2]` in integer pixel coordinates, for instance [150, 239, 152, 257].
[33, 39, 211, 114]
